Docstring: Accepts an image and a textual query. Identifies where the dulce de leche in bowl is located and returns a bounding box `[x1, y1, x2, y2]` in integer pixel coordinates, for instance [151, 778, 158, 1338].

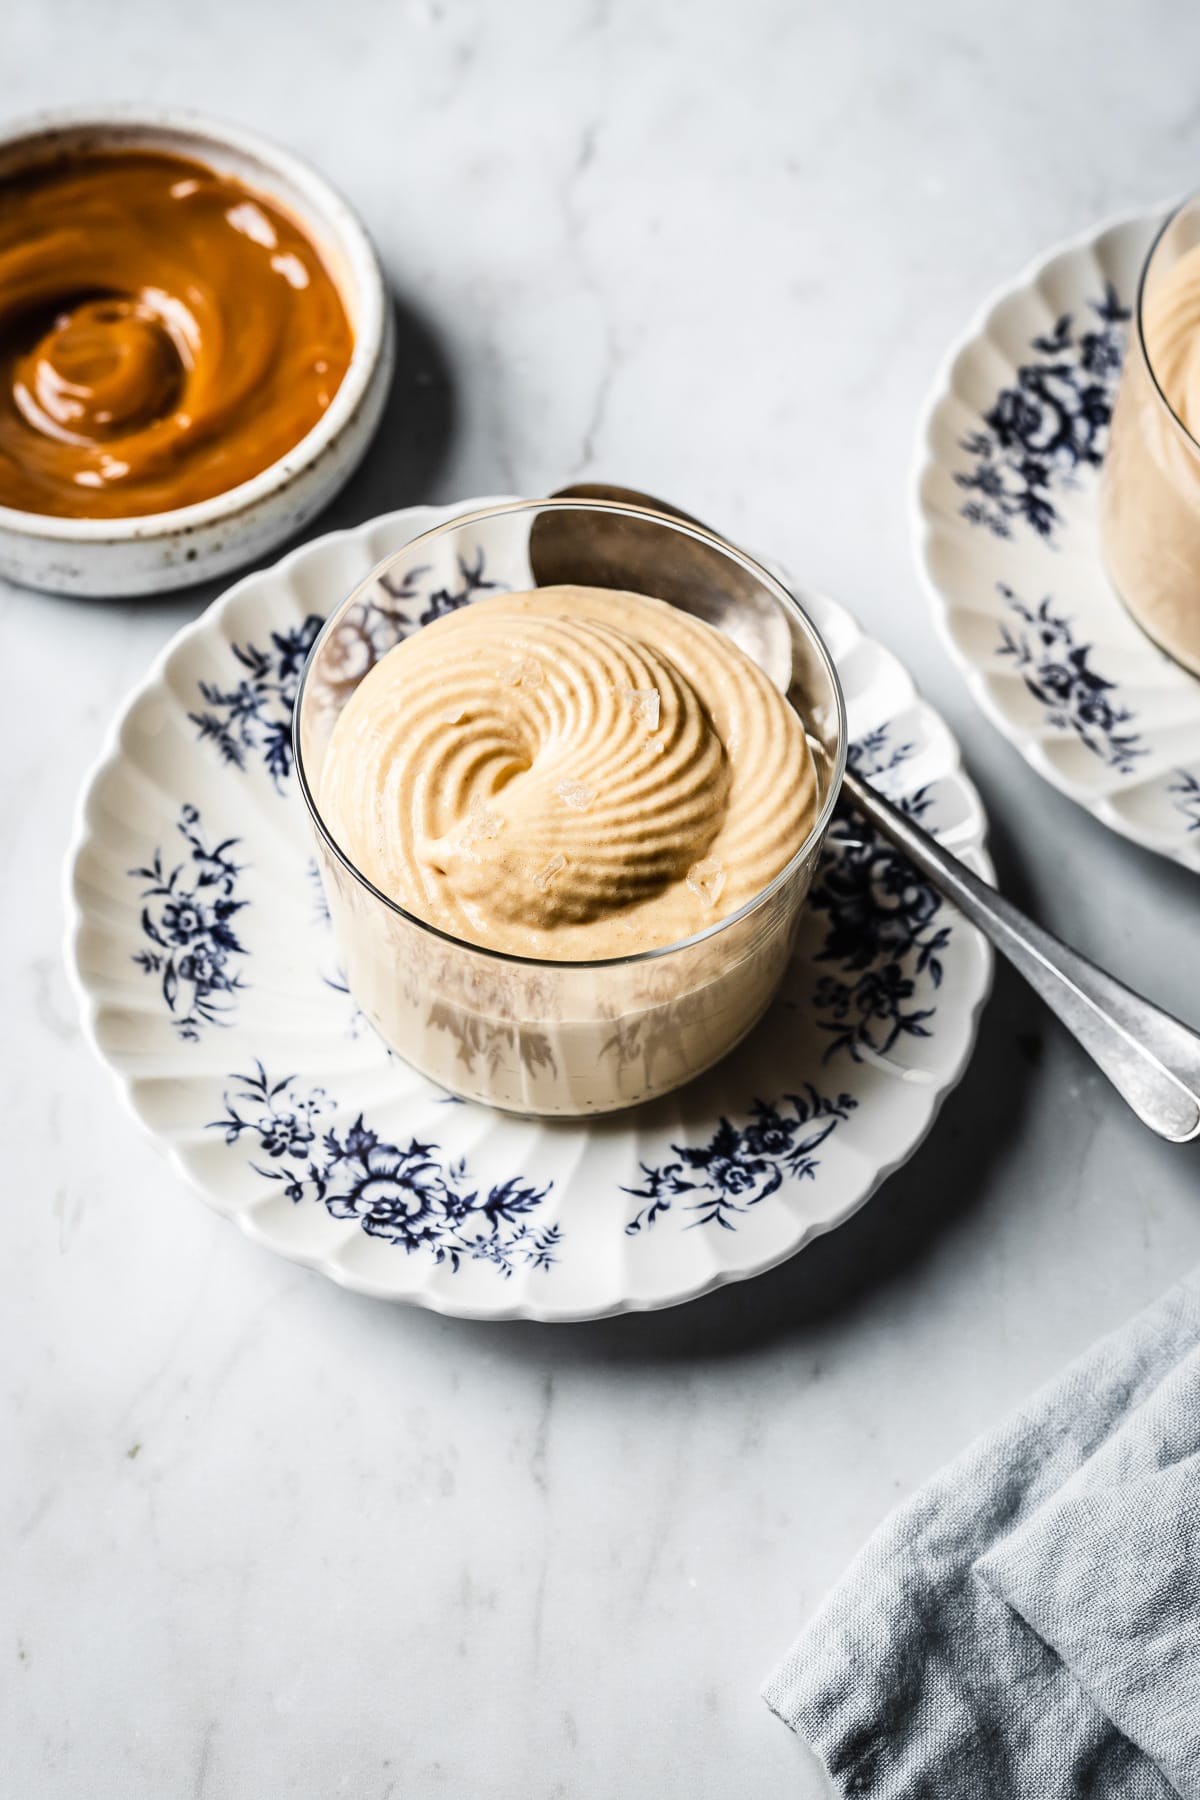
[0, 149, 353, 518]
[0, 110, 392, 596]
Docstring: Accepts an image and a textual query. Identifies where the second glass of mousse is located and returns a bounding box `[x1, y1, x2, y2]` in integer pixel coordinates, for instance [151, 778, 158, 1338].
[1101, 194, 1200, 677]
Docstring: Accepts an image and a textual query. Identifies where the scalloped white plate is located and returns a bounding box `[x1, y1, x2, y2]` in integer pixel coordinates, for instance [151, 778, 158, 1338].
[914, 205, 1200, 872]
[65, 501, 993, 1321]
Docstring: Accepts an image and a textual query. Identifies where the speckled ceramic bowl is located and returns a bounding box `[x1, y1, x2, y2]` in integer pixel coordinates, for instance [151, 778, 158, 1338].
[0, 106, 393, 598]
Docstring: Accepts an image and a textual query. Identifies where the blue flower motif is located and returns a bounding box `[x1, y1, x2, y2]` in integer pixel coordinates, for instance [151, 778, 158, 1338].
[704, 1153, 763, 1198]
[995, 585, 1146, 773]
[1171, 770, 1200, 833]
[1079, 327, 1123, 378]
[624, 1088, 857, 1235]
[328, 1137, 445, 1242]
[739, 1113, 795, 1159]
[160, 899, 205, 943]
[875, 851, 941, 928]
[189, 616, 323, 790]
[176, 943, 228, 988]
[257, 1110, 318, 1161]
[806, 726, 949, 1062]
[211, 1065, 559, 1275]
[129, 807, 247, 1041]
[955, 283, 1130, 543]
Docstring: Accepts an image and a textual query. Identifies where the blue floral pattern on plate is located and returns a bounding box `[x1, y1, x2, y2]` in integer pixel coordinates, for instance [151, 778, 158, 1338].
[212, 1063, 559, 1276]
[808, 728, 948, 1062]
[956, 284, 1145, 778]
[956, 284, 1129, 543]
[190, 617, 322, 790]
[996, 584, 1146, 774]
[129, 806, 248, 1040]
[624, 1087, 857, 1235]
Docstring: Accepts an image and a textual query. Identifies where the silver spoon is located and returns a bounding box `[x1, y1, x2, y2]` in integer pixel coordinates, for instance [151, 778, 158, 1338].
[532, 482, 1200, 1144]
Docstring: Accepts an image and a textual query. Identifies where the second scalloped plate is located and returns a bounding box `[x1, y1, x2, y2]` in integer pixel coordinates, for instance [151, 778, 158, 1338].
[914, 205, 1200, 871]
[65, 502, 992, 1321]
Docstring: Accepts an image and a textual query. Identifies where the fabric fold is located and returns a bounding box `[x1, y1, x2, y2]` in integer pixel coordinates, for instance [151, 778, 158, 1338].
[763, 1276, 1200, 1799]
[977, 1352, 1200, 1800]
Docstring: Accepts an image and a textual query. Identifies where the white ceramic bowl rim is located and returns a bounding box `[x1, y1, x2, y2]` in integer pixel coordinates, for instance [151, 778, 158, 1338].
[292, 495, 851, 972]
[0, 103, 386, 544]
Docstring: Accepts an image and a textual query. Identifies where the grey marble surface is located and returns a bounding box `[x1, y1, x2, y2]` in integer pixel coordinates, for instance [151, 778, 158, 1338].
[5, 2, 1200, 1795]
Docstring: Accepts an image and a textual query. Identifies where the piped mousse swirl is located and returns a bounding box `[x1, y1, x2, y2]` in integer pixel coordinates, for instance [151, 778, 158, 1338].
[318, 585, 818, 960]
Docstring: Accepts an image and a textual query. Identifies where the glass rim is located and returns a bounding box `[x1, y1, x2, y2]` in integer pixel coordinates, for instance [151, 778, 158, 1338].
[1135, 194, 1200, 455]
[292, 496, 849, 972]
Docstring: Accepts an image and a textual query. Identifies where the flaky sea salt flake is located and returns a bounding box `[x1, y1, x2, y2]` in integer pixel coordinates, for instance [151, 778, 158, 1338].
[506, 657, 544, 688]
[686, 857, 726, 907]
[555, 778, 595, 812]
[440, 704, 465, 724]
[466, 795, 504, 840]
[533, 853, 566, 892]
[618, 685, 661, 730]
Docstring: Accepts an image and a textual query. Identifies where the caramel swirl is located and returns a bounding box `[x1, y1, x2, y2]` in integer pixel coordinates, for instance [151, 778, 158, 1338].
[319, 586, 818, 960]
[0, 150, 353, 518]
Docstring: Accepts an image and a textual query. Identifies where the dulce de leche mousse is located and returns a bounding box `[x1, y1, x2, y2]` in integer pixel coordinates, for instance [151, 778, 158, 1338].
[1101, 241, 1200, 676]
[318, 585, 818, 961]
[0, 150, 352, 518]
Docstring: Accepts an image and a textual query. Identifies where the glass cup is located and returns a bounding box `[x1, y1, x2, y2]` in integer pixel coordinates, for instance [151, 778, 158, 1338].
[294, 499, 846, 1116]
[1100, 196, 1200, 676]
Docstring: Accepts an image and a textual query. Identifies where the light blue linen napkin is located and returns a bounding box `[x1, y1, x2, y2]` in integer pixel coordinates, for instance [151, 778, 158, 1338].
[763, 1275, 1200, 1798]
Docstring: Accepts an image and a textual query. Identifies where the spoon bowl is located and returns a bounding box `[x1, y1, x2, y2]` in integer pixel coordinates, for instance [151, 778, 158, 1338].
[531, 482, 794, 692]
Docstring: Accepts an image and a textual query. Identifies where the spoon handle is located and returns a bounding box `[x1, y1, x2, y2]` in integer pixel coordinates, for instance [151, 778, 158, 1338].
[840, 768, 1200, 1143]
